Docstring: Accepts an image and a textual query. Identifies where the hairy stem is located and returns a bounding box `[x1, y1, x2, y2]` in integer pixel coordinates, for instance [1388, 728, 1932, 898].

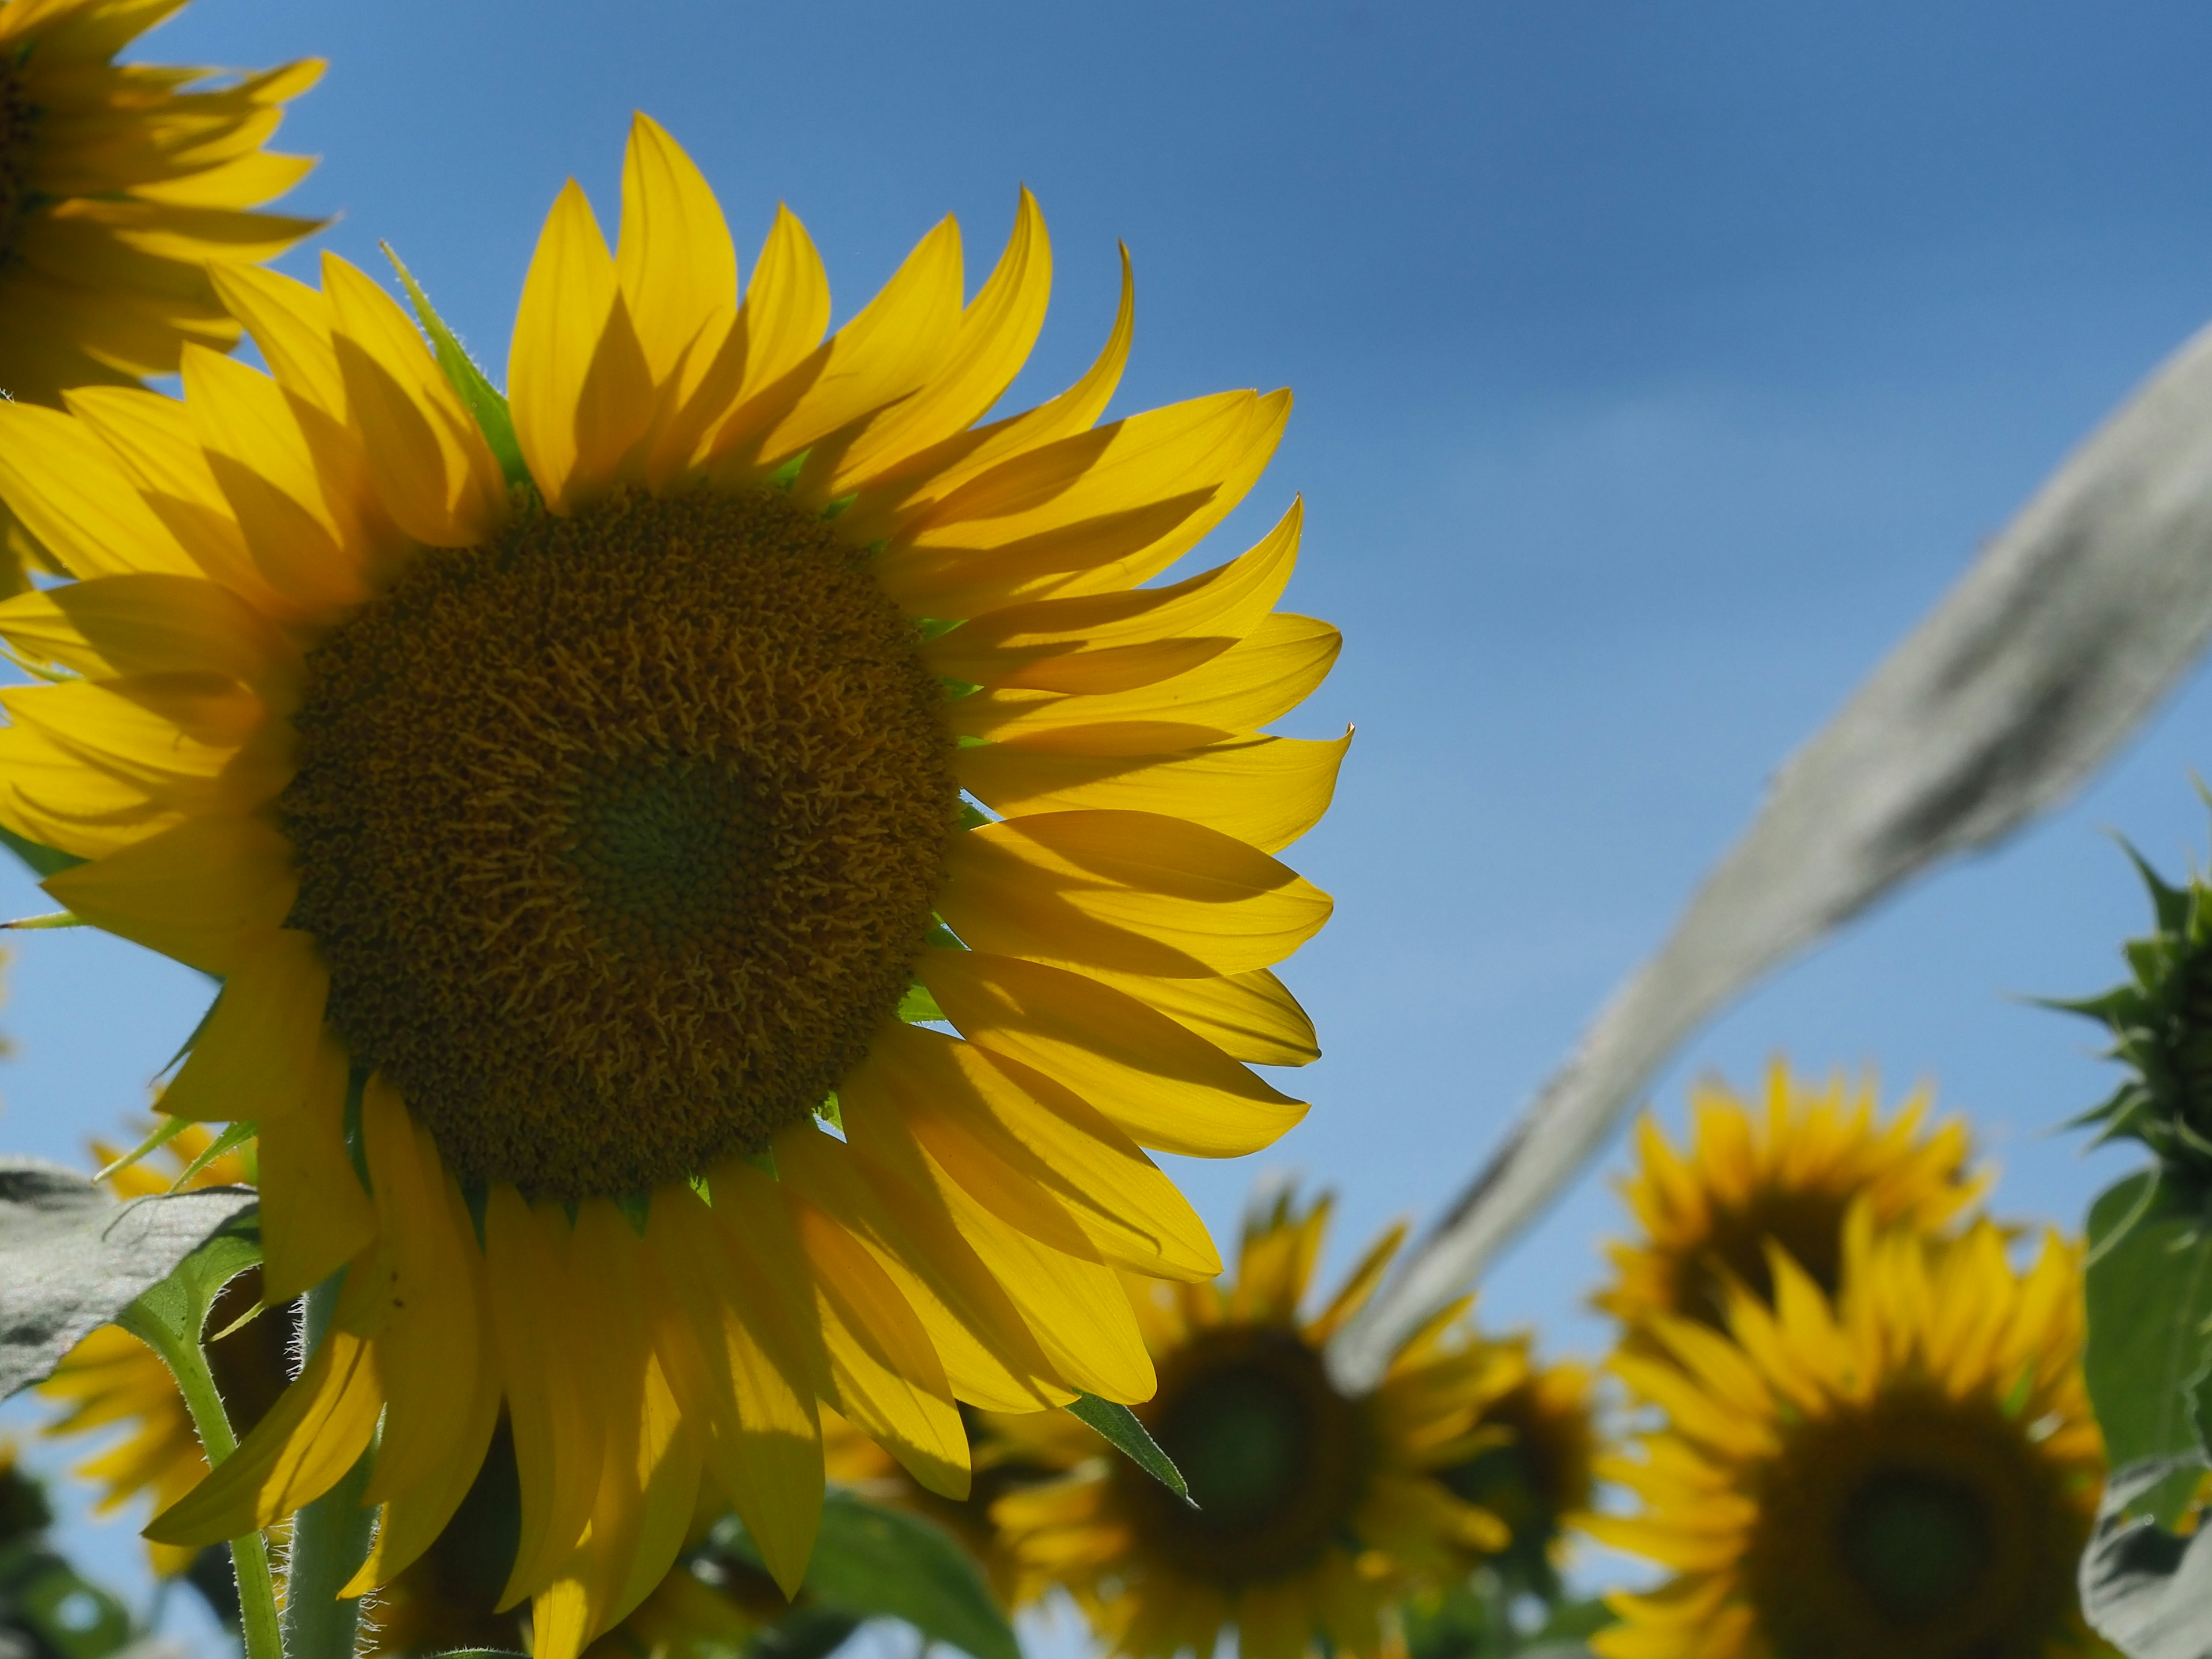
[277, 1274, 378, 1659]
[116, 1304, 283, 1659]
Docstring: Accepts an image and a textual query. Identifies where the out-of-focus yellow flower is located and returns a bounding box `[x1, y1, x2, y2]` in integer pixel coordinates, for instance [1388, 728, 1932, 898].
[992, 1191, 1520, 1659]
[1600, 1060, 1983, 1339]
[1586, 1211, 2105, 1659]
[0, 109, 1341, 1659]
[1435, 1345, 1597, 1593]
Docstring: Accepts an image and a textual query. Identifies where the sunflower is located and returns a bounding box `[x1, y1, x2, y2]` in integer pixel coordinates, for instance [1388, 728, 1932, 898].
[0, 113, 1342, 1659]
[1435, 1346, 1596, 1596]
[0, 0, 321, 588]
[37, 1125, 290, 1580]
[1600, 1061, 1983, 1338]
[1586, 1210, 2106, 1659]
[990, 1191, 1517, 1659]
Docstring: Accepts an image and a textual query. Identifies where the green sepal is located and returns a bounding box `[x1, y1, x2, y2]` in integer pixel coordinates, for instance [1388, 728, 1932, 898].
[0, 911, 82, 930]
[1067, 1393, 1192, 1507]
[0, 824, 82, 879]
[616, 1191, 652, 1237]
[168, 1120, 257, 1191]
[93, 1115, 195, 1184]
[382, 243, 531, 492]
[959, 800, 994, 830]
[896, 980, 946, 1024]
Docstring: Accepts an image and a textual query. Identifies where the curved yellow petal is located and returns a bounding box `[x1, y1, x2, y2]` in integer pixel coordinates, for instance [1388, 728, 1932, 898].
[254, 1034, 374, 1302]
[45, 810, 296, 974]
[923, 498, 1299, 690]
[917, 951, 1305, 1157]
[510, 180, 656, 512]
[0, 400, 200, 578]
[0, 573, 301, 689]
[615, 113, 738, 387]
[865, 1020, 1219, 1281]
[789, 1190, 969, 1499]
[0, 676, 282, 816]
[940, 810, 1333, 978]
[157, 926, 325, 1123]
[323, 253, 509, 547]
[826, 187, 1051, 493]
[211, 263, 346, 418]
[1035, 962, 1319, 1067]
[960, 728, 1350, 855]
[709, 215, 964, 482]
[0, 722, 179, 858]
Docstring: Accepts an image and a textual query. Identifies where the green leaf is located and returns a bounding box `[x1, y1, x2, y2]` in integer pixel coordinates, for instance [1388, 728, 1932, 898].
[1068, 1393, 1191, 1506]
[744, 1611, 861, 1659]
[382, 243, 531, 491]
[2085, 1171, 2212, 1524]
[2079, 1455, 2212, 1657]
[0, 825, 82, 879]
[116, 1206, 262, 1359]
[715, 1492, 1017, 1659]
[0, 1541, 135, 1659]
[895, 980, 945, 1024]
[0, 1160, 259, 1400]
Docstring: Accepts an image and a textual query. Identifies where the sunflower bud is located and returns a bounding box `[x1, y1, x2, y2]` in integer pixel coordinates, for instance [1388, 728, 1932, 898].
[2056, 842, 2212, 1177]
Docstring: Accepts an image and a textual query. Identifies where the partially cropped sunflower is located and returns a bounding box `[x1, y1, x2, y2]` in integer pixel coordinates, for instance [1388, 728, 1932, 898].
[1435, 1346, 1596, 1596]
[0, 0, 321, 586]
[1586, 1211, 2105, 1659]
[0, 114, 1342, 1659]
[37, 1125, 290, 1580]
[1601, 1061, 1983, 1337]
[992, 1191, 1517, 1659]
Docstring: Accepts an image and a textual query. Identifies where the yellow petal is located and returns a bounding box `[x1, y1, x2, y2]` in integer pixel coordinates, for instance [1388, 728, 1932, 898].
[255, 1035, 374, 1302]
[940, 809, 1332, 978]
[916, 951, 1305, 1157]
[1043, 963, 1318, 1067]
[923, 497, 1301, 690]
[45, 812, 296, 974]
[960, 728, 1350, 855]
[709, 215, 964, 480]
[0, 573, 300, 689]
[0, 401, 200, 579]
[826, 188, 1051, 493]
[789, 1191, 970, 1499]
[323, 253, 509, 547]
[615, 113, 738, 386]
[144, 1306, 383, 1545]
[210, 264, 346, 418]
[157, 927, 326, 1123]
[510, 180, 656, 511]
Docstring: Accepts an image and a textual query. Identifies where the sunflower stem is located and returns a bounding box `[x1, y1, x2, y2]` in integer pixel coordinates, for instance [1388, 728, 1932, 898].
[115, 1302, 283, 1659]
[278, 1274, 378, 1659]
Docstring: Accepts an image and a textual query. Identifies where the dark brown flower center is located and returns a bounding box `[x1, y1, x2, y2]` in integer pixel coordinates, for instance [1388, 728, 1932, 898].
[1743, 1386, 2089, 1659]
[282, 487, 959, 1199]
[1119, 1325, 1372, 1585]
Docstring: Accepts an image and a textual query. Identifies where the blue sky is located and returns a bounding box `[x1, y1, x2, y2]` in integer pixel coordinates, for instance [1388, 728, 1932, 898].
[12, 0, 2212, 1634]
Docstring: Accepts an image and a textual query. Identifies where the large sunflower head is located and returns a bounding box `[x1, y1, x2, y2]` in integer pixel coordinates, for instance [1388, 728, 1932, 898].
[37, 1124, 289, 1580]
[0, 114, 1341, 1659]
[990, 1190, 1518, 1659]
[1586, 1211, 2106, 1659]
[1600, 1060, 1984, 1338]
[0, 0, 321, 586]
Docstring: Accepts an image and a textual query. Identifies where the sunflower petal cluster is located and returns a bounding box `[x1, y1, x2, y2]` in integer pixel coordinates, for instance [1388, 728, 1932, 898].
[0, 0, 321, 585]
[1600, 1060, 1983, 1336]
[1588, 1208, 2106, 1659]
[0, 112, 1340, 1659]
[990, 1191, 1517, 1659]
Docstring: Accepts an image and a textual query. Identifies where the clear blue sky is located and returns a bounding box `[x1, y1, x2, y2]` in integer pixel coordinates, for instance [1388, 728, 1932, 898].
[10, 0, 2212, 1634]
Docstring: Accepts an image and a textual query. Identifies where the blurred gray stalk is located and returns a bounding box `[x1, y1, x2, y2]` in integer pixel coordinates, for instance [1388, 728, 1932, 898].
[1327, 319, 2212, 1390]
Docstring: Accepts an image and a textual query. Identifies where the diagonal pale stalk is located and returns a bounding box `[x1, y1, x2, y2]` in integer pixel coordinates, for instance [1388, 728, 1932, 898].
[116, 1265, 283, 1659]
[1327, 317, 2212, 1389]
[278, 1274, 378, 1659]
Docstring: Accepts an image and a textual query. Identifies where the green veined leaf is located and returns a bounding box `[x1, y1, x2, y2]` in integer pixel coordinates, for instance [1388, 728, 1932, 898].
[2084, 1171, 2212, 1525]
[714, 1491, 1018, 1659]
[1068, 1392, 1191, 1506]
[382, 242, 531, 491]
